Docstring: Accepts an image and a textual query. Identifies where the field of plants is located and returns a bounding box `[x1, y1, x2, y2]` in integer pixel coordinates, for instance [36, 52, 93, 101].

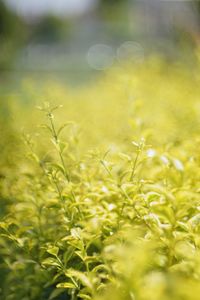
[1, 56, 200, 300]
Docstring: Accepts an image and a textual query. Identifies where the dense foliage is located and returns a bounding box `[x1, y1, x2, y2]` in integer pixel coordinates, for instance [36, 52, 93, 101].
[1, 57, 200, 300]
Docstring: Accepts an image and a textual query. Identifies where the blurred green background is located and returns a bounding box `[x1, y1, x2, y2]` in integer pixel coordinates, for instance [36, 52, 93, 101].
[0, 0, 200, 85]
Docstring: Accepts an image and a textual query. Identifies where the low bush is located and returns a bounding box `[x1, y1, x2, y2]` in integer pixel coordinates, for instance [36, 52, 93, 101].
[1, 57, 200, 300]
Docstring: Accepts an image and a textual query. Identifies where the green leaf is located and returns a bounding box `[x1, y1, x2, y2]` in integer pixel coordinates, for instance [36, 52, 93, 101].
[58, 141, 68, 153]
[75, 250, 85, 261]
[42, 257, 61, 268]
[0, 222, 9, 230]
[92, 264, 110, 273]
[71, 228, 82, 240]
[47, 246, 59, 257]
[57, 122, 74, 136]
[45, 199, 61, 209]
[131, 141, 139, 147]
[52, 163, 66, 175]
[118, 153, 131, 162]
[56, 282, 76, 289]
[65, 269, 93, 291]
[28, 152, 39, 163]
[78, 293, 91, 300]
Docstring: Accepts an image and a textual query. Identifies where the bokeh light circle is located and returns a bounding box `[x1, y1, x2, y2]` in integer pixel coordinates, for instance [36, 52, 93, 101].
[87, 44, 115, 70]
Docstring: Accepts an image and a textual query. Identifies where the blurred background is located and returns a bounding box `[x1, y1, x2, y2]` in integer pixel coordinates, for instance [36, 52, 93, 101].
[0, 0, 200, 84]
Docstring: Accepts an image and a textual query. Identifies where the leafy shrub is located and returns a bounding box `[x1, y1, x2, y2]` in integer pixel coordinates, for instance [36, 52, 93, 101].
[1, 57, 200, 300]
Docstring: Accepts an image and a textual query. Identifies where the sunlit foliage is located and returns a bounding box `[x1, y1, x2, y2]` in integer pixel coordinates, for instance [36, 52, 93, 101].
[1, 56, 200, 300]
